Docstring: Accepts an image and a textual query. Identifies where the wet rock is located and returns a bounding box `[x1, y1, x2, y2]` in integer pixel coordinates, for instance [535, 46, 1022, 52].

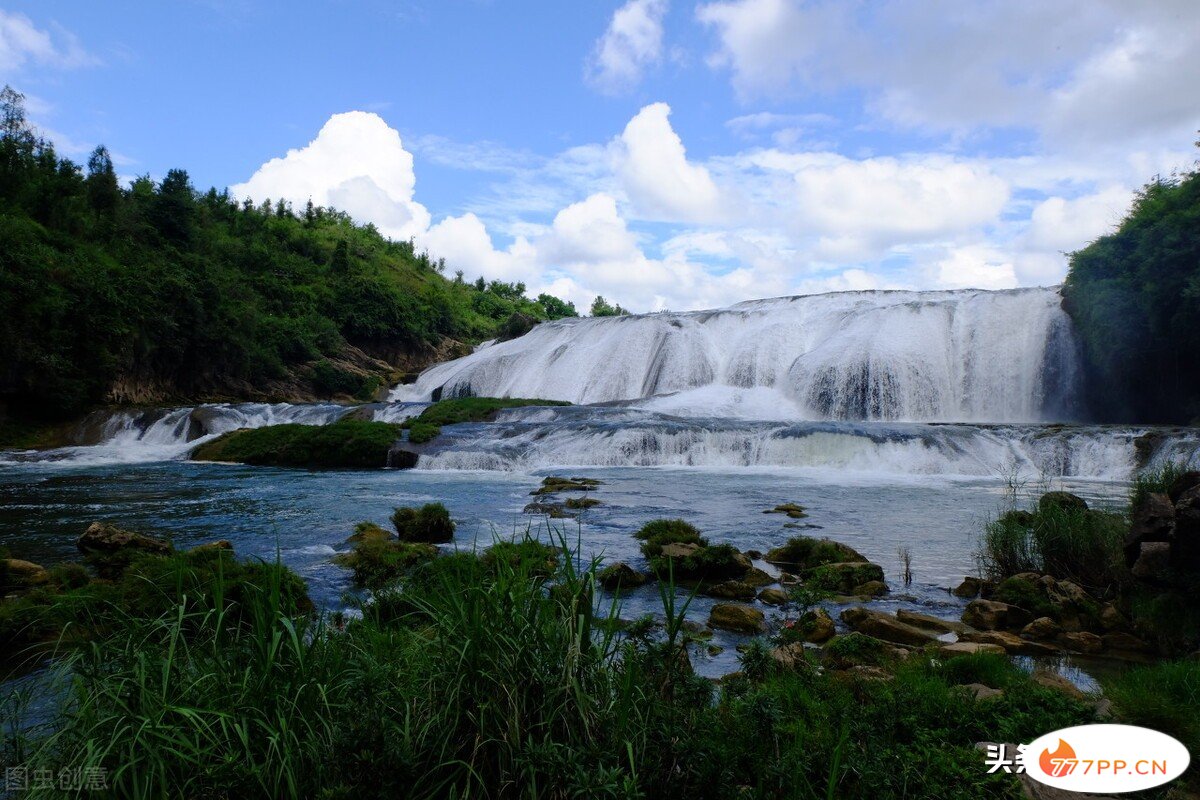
[188, 540, 234, 555]
[939, 641, 1005, 657]
[708, 603, 766, 634]
[952, 576, 982, 598]
[531, 476, 603, 495]
[523, 501, 572, 519]
[386, 445, 419, 469]
[1126, 492, 1175, 565]
[896, 609, 969, 634]
[799, 608, 836, 643]
[597, 562, 648, 591]
[1038, 491, 1088, 514]
[757, 587, 790, 605]
[1167, 470, 1200, 504]
[1172, 485, 1200, 573]
[765, 537, 866, 570]
[660, 542, 701, 559]
[77, 521, 170, 556]
[564, 496, 600, 510]
[763, 503, 807, 519]
[840, 607, 937, 647]
[347, 522, 392, 545]
[769, 642, 811, 671]
[1057, 631, 1103, 654]
[1099, 603, 1127, 632]
[703, 580, 756, 601]
[962, 599, 1030, 631]
[1020, 616, 1062, 640]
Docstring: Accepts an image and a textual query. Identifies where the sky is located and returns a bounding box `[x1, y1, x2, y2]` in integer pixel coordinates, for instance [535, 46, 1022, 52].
[2, 1, 1198, 313]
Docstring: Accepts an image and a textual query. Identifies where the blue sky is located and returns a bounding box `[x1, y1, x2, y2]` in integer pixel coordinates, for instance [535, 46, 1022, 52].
[2, 0, 1198, 311]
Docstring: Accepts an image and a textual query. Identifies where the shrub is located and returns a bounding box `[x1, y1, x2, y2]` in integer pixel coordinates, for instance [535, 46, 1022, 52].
[992, 576, 1055, 618]
[765, 536, 866, 568]
[391, 503, 455, 543]
[334, 540, 437, 589]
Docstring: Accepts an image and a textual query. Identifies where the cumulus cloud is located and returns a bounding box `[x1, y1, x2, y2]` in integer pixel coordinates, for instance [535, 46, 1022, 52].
[585, 0, 668, 94]
[231, 111, 430, 240]
[614, 102, 723, 223]
[0, 10, 94, 73]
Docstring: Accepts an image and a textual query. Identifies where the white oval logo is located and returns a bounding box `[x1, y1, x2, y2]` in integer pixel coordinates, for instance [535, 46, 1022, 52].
[1025, 724, 1190, 793]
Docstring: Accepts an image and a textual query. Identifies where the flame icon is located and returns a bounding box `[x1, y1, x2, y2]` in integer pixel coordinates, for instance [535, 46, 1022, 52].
[1040, 739, 1078, 777]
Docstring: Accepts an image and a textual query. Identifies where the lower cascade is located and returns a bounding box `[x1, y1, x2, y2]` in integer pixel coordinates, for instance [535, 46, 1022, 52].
[393, 287, 1083, 423]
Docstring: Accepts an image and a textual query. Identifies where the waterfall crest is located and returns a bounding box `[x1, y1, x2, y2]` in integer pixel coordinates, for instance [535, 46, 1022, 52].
[394, 287, 1082, 423]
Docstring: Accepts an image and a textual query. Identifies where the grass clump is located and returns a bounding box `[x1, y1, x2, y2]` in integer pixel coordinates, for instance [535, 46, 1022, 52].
[634, 520, 748, 581]
[402, 397, 571, 443]
[334, 540, 438, 589]
[1131, 461, 1190, 508]
[391, 502, 455, 543]
[1102, 660, 1199, 791]
[634, 519, 703, 557]
[531, 476, 603, 495]
[991, 575, 1055, 618]
[191, 419, 401, 468]
[979, 495, 1126, 590]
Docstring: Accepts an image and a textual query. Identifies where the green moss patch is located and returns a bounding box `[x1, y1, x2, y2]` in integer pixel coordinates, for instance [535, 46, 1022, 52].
[191, 419, 401, 468]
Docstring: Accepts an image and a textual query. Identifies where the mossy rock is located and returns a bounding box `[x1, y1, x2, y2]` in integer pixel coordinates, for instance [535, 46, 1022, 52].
[334, 541, 437, 589]
[765, 536, 866, 570]
[992, 576, 1055, 619]
[597, 562, 647, 591]
[564, 496, 601, 510]
[649, 543, 749, 582]
[523, 501, 573, 519]
[403, 398, 572, 445]
[708, 603, 766, 634]
[702, 580, 756, 600]
[348, 521, 392, 545]
[822, 632, 894, 670]
[764, 503, 807, 519]
[634, 519, 704, 558]
[803, 561, 885, 594]
[482, 539, 559, 576]
[392, 503, 455, 543]
[191, 420, 402, 468]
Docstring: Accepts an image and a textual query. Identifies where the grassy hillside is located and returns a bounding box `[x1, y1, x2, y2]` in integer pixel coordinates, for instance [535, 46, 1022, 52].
[0, 86, 576, 421]
[1062, 159, 1200, 423]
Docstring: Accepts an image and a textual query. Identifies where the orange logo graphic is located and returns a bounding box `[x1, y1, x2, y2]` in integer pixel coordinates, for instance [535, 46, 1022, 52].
[1040, 739, 1078, 777]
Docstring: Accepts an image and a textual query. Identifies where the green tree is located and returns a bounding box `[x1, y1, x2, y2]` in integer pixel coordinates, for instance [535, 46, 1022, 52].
[85, 145, 119, 218]
[590, 296, 628, 317]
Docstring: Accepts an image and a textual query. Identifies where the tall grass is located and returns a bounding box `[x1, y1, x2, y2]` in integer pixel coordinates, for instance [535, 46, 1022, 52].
[1131, 461, 1190, 508]
[978, 502, 1126, 590]
[4, 532, 1097, 799]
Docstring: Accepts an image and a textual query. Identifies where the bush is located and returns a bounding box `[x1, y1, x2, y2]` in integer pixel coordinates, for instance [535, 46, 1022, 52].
[391, 503, 455, 543]
[334, 540, 437, 589]
[191, 420, 401, 468]
[992, 576, 1055, 618]
[979, 495, 1126, 590]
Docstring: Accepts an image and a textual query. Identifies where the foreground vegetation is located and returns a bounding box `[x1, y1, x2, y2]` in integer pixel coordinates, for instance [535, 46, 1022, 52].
[1063, 152, 1200, 423]
[0, 86, 579, 425]
[2, 532, 1125, 800]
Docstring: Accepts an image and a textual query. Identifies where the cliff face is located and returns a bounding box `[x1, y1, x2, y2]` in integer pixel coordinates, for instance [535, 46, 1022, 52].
[102, 336, 471, 407]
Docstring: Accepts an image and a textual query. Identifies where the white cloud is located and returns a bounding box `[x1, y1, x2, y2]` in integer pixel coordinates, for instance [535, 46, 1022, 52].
[614, 102, 723, 223]
[1025, 187, 1132, 252]
[0, 10, 94, 73]
[585, 0, 668, 94]
[927, 245, 1018, 290]
[231, 111, 430, 240]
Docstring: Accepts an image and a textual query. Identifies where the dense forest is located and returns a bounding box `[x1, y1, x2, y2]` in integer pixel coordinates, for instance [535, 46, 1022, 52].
[1063, 155, 1200, 424]
[0, 86, 579, 421]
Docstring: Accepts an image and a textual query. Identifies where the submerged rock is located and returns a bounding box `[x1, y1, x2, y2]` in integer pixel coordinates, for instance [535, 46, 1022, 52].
[597, 562, 647, 591]
[757, 587, 790, 605]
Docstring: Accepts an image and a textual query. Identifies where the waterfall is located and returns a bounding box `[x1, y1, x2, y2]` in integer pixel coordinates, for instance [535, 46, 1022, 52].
[394, 287, 1083, 423]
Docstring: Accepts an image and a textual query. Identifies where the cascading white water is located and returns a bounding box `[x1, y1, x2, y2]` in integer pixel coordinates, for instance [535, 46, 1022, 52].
[393, 287, 1082, 423]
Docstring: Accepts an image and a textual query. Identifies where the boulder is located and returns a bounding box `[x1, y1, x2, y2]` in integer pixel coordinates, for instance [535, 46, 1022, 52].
[1099, 604, 1127, 632]
[1043, 577, 1091, 609]
[708, 603, 766, 634]
[853, 579, 889, 597]
[2, 559, 49, 588]
[805, 561, 886, 594]
[961, 599, 1030, 631]
[1031, 669, 1086, 701]
[1126, 492, 1174, 564]
[962, 683, 1003, 702]
[952, 576, 981, 598]
[1101, 632, 1153, 654]
[742, 566, 776, 587]
[840, 607, 937, 647]
[1020, 617, 1062, 641]
[1171, 485, 1200, 573]
[800, 608, 836, 643]
[769, 642, 811, 671]
[961, 630, 1058, 656]
[765, 537, 866, 570]
[896, 609, 969, 634]
[703, 580, 756, 601]
[1131, 541, 1171, 582]
[939, 641, 1005, 657]
[1167, 470, 1200, 504]
[77, 522, 170, 556]
[660, 542, 701, 559]
[1038, 491, 1088, 514]
[1057, 631, 1103, 654]
[597, 562, 648, 591]
[757, 587, 790, 605]
[347, 522, 392, 545]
